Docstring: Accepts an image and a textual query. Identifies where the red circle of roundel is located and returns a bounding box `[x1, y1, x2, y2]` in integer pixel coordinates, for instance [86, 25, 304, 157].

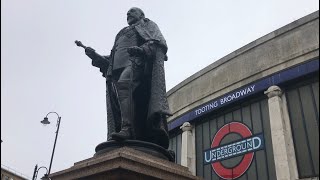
[211, 122, 254, 180]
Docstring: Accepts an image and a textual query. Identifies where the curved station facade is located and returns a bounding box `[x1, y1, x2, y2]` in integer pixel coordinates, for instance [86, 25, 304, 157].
[167, 11, 319, 180]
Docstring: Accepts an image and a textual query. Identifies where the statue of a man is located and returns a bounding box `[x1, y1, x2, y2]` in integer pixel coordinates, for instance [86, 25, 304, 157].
[84, 7, 171, 149]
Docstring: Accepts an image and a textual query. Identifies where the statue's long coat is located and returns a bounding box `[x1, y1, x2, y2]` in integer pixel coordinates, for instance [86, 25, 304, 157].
[106, 18, 171, 148]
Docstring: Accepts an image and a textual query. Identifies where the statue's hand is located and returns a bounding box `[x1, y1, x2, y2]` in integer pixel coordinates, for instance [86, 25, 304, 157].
[127, 46, 144, 56]
[85, 47, 96, 56]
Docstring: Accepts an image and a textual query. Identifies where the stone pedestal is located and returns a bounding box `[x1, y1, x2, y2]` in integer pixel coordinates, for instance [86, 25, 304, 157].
[49, 146, 201, 180]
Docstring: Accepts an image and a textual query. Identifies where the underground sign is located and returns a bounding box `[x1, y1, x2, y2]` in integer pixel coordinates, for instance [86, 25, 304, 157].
[203, 122, 264, 179]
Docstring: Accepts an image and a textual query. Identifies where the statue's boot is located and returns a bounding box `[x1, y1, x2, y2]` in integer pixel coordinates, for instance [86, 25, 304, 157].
[111, 82, 134, 141]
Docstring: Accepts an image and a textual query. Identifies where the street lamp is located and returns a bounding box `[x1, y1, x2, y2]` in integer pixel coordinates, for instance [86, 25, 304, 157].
[32, 164, 51, 180]
[41, 112, 62, 177]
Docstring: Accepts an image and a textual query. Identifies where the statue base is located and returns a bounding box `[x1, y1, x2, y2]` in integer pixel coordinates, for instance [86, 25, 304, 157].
[49, 145, 201, 180]
[95, 140, 175, 162]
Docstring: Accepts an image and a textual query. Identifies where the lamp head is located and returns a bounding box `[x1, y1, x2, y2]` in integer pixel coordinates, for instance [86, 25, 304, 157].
[41, 117, 50, 125]
[41, 174, 50, 180]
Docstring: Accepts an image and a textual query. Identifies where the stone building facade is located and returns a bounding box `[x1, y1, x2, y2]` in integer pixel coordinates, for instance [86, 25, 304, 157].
[167, 11, 319, 180]
[1, 167, 28, 180]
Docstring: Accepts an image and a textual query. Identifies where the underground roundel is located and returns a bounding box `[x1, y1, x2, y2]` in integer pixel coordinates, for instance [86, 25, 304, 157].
[203, 122, 264, 179]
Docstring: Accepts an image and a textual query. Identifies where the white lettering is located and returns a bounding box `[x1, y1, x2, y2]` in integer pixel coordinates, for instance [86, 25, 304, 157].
[204, 134, 264, 164]
[247, 140, 253, 149]
[240, 89, 247, 96]
[252, 137, 262, 150]
[217, 150, 221, 158]
[204, 151, 211, 163]
[195, 101, 219, 115]
[251, 85, 255, 92]
[232, 93, 236, 100]
[213, 101, 218, 107]
[241, 142, 246, 150]
[220, 98, 225, 105]
[236, 144, 242, 151]
[212, 150, 216, 159]
[195, 110, 200, 115]
[199, 85, 256, 114]
[202, 107, 206, 112]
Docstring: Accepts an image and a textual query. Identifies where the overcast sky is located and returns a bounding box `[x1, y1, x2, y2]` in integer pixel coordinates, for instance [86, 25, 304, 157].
[1, 0, 319, 178]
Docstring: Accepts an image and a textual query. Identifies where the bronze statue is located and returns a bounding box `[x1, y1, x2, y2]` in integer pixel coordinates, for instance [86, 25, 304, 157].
[76, 7, 171, 149]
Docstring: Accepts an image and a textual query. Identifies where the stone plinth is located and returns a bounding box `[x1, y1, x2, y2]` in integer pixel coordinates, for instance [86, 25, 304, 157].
[49, 147, 201, 180]
[94, 140, 175, 162]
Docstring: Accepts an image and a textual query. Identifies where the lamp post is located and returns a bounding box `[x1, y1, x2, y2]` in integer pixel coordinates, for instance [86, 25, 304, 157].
[41, 111, 61, 176]
[32, 164, 50, 180]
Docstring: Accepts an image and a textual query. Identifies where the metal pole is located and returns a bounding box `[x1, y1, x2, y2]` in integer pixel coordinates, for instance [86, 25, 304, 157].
[48, 116, 61, 175]
[32, 164, 38, 180]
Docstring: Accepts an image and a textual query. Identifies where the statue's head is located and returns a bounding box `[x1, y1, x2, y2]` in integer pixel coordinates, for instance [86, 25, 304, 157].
[127, 7, 145, 25]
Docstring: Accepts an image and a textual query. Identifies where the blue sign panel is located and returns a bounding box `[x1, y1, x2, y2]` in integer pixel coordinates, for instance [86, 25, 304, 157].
[168, 59, 319, 131]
